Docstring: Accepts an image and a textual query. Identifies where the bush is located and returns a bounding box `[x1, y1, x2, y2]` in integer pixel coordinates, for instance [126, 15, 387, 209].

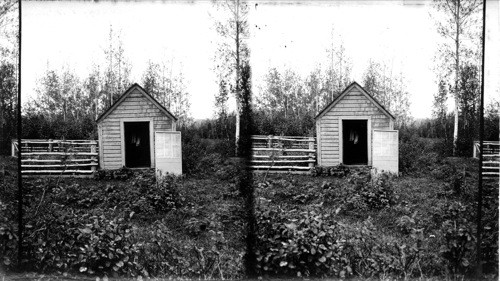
[45, 172, 185, 221]
[312, 164, 350, 177]
[94, 167, 136, 180]
[256, 206, 352, 278]
[19, 171, 188, 276]
[0, 200, 17, 268]
[439, 219, 475, 276]
[131, 220, 243, 279]
[0, 157, 18, 270]
[180, 124, 235, 177]
[435, 201, 476, 276]
[360, 173, 396, 210]
[399, 130, 440, 175]
[24, 210, 145, 276]
[346, 171, 395, 210]
[255, 205, 425, 279]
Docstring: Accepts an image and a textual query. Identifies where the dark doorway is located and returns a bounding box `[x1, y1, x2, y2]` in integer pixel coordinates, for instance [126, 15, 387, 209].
[342, 120, 368, 165]
[124, 122, 151, 168]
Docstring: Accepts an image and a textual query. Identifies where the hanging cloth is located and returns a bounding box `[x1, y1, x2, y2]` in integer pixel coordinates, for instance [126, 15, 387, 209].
[131, 135, 141, 146]
[349, 130, 359, 144]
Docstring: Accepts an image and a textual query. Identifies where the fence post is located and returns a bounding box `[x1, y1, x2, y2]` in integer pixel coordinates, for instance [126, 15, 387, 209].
[11, 140, 16, 157]
[48, 139, 53, 152]
[267, 135, 272, 148]
[308, 137, 315, 170]
[91, 142, 97, 172]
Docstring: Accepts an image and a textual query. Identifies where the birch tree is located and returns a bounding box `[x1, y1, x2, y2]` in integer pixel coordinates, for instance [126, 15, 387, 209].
[0, 62, 16, 154]
[141, 59, 191, 126]
[433, 0, 482, 155]
[0, 0, 17, 154]
[102, 26, 131, 107]
[325, 28, 352, 100]
[433, 79, 450, 139]
[362, 60, 411, 128]
[212, 0, 250, 156]
[83, 66, 106, 121]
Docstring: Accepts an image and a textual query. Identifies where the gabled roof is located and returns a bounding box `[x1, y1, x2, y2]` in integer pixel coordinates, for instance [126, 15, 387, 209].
[315, 81, 395, 120]
[96, 83, 178, 123]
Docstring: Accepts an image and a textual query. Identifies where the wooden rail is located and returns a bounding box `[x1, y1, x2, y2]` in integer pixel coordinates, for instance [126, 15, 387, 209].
[473, 141, 500, 180]
[250, 135, 316, 174]
[11, 139, 98, 177]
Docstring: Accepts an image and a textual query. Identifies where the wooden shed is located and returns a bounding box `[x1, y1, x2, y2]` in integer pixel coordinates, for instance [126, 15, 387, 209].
[315, 82, 399, 173]
[96, 83, 182, 174]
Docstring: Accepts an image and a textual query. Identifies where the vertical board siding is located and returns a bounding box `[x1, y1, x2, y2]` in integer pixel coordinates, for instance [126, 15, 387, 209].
[99, 89, 174, 169]
[373, 130, 399, 173]
[317, 89, 392, 166]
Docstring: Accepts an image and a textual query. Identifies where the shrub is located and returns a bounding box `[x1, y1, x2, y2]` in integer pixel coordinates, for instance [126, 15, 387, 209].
[312, 165, 350, 177]
[399, 132, 439, 175]
[0, 157, 19, 270]
[214, 160, 240, 182]
[131, 221, 243, 279]
[0, 200, 17, 268]
[437, 202, 476, 276]
[341, 220, 423, 279]
[255, 205, 425, 279]
[94, 167, 136, 180]
[360, 173, 395, 210]
[396, 212, 417, 235]
[256, 206, 352, 278]
[345, 172, 395, 211]
[24, 210, 145, 276]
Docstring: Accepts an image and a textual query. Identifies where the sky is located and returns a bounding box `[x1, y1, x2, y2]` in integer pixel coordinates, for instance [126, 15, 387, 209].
[21, 0, 500, 120]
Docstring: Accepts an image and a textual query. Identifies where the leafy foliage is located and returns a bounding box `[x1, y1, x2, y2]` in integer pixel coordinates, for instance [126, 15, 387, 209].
[256, 207, 350, 278]
[0, 156, 18, 269]
[312, 164, 350, 177]
[255, 205, 425, 279]
[438, 202, 476, 276]
[4, 160, 245, 278]
[362, 59, 412, 128]
[0, 61, 17, 155]
[141, 60, 191, 126]
[25, 211, 144, 276]
[0, 199, 17, 268]
[357, 173, 395, 210]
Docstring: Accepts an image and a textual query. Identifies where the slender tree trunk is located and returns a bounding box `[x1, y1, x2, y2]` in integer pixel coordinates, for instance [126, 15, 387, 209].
[95, 96, 98, 120]
[63, 99, 66, 122]
[453, 0, 460, 156]
[235, 0, 241, 156]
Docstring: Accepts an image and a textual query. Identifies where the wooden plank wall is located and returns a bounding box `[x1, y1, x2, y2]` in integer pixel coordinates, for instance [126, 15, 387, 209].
[318, 88, 392, 166]
[99, 89, 174, 169]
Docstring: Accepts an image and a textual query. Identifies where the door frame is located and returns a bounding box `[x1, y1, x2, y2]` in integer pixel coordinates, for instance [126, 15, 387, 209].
[120, 118, 154, 168]
[338, 116, 371, 166]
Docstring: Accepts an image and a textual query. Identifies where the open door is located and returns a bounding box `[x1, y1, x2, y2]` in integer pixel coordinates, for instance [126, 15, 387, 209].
[372, 130, 399, 174]
[155, 131, 182, 176]
[124, 122, 151, 168]
[342, 120, 368, 165]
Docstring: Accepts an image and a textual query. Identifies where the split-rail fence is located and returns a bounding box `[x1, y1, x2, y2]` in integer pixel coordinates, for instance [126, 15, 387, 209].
[473, 141, 500, 180]
[11, 139, 99, 177]
[250, 135, 316, 174]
